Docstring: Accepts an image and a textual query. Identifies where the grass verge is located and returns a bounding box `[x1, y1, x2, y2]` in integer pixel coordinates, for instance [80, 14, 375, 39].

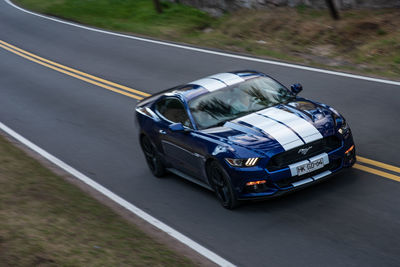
[0, 134, 194, 266]
[12, 0, 400, 79]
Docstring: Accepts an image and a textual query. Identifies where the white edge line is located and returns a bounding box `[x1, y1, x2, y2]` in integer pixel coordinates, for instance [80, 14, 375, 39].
[4, 0, 400, 87]
[0, 122, 235, 267]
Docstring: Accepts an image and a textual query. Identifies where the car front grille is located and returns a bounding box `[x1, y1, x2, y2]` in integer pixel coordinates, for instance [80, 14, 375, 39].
[266, 135, 342, 172]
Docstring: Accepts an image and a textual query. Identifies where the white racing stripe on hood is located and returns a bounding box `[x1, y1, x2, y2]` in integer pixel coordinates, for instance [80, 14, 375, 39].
[209, 73, 244, 86]
[258, 107, 323, 143]
[239, 113, 304, 151]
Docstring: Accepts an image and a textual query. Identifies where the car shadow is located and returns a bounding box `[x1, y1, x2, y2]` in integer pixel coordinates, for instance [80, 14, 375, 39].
[164, 167, 361, 212]
[240, 168, 361, 212]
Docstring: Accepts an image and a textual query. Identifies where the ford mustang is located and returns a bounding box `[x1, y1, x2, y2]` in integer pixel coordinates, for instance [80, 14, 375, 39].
[136, 71, 356, 209]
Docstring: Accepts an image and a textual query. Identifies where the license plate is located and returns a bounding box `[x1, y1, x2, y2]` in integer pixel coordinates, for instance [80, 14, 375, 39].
[296, 158, 324, 176]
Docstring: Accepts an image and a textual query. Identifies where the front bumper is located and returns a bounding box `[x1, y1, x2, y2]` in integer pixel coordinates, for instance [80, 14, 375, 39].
[226, 134, 356, 201]
[238, 168, 339, 201]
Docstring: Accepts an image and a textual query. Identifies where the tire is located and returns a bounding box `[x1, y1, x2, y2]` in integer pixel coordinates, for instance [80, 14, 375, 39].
[207, 161, 239, 209]
[140, 135, 166, 177]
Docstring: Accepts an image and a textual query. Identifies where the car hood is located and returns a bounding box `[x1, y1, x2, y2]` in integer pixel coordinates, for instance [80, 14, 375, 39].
[203, 100, 337, 157]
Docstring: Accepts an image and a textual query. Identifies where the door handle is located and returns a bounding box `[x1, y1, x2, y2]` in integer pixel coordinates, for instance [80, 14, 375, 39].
[159, 129, 167, 135]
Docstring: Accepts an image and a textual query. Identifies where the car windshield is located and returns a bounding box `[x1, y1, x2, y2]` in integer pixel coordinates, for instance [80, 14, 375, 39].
[189, 76, 294, 129]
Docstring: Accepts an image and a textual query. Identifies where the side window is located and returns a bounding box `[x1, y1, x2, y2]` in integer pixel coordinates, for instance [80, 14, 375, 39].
[156, 98, 192, 128]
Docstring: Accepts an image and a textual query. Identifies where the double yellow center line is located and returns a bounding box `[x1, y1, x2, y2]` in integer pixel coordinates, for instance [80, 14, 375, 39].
[355, 157, 400, 182]
[1, 39, 399, 183]
[0, 40, 150, 100]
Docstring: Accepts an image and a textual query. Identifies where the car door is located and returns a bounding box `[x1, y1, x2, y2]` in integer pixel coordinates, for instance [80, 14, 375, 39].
[155, 97, 206, 180]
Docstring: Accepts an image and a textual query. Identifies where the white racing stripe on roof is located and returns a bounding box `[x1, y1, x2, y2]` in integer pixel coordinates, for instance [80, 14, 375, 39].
[259, 107, 323, 143]
[209, 73, 244, 86]
[189, 78, 226, 92]
[240, 113, 304, 151]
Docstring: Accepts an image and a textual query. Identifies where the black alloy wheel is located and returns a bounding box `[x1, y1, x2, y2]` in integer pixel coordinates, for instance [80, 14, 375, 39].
[140, 135, 166, 177]
[208, 161, 238, 209]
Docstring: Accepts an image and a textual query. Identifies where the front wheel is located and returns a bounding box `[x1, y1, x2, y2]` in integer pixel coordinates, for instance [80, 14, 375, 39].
[207, 161, 239, 209]
[140, 135, 166, 177]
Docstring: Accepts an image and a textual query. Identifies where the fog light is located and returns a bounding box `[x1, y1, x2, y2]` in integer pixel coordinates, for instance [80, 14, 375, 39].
[246, 180, 266, 186]
[345, 145, 355, 155]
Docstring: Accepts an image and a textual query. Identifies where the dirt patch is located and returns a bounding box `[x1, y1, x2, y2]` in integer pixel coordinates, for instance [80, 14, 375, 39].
[199, 7, 400, 78]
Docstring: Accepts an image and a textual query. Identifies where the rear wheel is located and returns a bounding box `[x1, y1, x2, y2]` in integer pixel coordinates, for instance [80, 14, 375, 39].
[140, 135, 166, 177]
[208, 161, 238, 209]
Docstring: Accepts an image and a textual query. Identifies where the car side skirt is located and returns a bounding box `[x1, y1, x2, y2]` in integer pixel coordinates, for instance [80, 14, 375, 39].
[167, 168, 213, 191]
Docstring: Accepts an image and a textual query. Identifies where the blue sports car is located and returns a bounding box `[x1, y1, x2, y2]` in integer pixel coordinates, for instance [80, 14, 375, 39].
[136, 71, 356, 209]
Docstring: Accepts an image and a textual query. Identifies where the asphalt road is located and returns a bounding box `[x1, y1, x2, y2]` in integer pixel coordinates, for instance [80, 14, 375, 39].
[1, 1, 400, 266]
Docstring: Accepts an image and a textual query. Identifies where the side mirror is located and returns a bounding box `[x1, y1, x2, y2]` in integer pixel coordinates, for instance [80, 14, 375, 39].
[169, 122, 186, 132]
[290, 83, 303, 95]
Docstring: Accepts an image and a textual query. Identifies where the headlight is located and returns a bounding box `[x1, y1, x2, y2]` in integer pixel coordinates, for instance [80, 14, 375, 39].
[330, 107, 349, 134]
[225, 158, 259, 167]
[338, 119, 349, 134]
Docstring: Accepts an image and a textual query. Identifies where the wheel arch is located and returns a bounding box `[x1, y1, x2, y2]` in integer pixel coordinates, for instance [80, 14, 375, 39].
[204, 158, 216, 187]
[204, 157, 227, 188]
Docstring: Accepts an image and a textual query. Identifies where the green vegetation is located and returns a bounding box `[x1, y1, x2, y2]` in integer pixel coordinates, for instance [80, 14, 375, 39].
[0, 134, 193, 266]
[16, 0, 211, 38]
[13, 0, 400, 77]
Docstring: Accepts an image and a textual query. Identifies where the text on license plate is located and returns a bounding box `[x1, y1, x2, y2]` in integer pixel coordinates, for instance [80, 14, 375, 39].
[297, 158, 324, 176]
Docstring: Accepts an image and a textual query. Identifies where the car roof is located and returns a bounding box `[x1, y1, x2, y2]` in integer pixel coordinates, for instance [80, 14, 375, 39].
[170, 70, 265, 102]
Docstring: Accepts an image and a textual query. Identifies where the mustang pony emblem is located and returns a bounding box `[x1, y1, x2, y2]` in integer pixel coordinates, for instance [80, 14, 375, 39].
[298, 146, 313, 155]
